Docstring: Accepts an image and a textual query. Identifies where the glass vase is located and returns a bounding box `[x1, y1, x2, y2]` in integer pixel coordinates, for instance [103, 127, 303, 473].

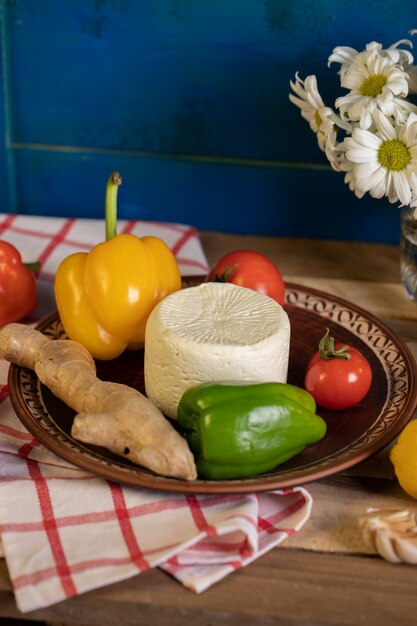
[400, 205, 417, 302]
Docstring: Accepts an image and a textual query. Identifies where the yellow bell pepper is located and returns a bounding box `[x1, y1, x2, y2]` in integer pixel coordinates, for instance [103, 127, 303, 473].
[54, 172, 182, 360]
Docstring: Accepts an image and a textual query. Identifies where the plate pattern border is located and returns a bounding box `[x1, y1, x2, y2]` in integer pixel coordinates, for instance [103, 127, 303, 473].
[8, 282, 417, 492]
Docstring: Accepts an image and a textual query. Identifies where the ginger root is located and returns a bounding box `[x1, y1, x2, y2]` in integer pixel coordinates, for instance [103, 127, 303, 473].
[0, 323, 197, 481]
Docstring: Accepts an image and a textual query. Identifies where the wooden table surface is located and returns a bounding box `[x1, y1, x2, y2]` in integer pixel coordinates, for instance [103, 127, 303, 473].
[1, 232, 417, 626]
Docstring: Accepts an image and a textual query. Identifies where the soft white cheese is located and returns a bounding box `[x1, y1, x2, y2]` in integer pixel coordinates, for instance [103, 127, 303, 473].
[144, 282, 291, 419]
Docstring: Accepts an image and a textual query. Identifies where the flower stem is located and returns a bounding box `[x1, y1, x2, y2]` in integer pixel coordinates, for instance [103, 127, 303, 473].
[105, 171, 122, 241]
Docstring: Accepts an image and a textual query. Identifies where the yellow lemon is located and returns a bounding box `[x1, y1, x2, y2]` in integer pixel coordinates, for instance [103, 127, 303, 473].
[390, 420, 417, 499]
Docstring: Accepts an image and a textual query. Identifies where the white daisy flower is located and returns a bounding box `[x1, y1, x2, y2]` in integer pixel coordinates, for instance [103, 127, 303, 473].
[334, 140, 367, 196]
[328, 39, 414, 77]
[344, 169, 367, 199]
[323, 133, 345, 172]
[343, 111, 417, 205]
[328, 45, 362, 77]
[384, 39, 414, 65]
[335, 49, 412, 129]
[289, 73, 351, 151]
[291, 34, 417, 211]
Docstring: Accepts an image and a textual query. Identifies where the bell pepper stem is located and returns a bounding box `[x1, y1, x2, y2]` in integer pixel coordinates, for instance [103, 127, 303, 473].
[105, 171, 122, 241]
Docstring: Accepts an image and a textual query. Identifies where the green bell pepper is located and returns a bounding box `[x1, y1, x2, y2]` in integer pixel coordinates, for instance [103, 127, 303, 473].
[177, 381, 327, 480]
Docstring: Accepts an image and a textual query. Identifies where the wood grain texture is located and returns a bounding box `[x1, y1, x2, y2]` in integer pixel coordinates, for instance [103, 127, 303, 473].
[10, 148, 403, 243]
[5, 1, 415, 160]
[1, 1, 415, 240]
[2, 550, 417, 626]
[200, 232, 402, 281]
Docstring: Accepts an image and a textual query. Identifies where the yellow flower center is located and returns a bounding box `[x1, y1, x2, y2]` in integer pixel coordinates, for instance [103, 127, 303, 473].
[378, 139, 411, 171]
[359, 74, 387, 98]
[315, 110, 323, 129]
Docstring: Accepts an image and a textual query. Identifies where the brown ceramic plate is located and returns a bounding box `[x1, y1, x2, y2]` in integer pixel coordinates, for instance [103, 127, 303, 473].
[7, 281, 417, 494]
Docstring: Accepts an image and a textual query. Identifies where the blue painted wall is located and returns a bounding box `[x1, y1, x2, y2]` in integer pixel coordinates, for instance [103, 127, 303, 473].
[0, 0, 416, 243]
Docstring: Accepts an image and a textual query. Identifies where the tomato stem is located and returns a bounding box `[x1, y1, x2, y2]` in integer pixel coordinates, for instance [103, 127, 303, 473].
[211, 263, 238, 283]
[318, 328, 351, 360]
[25, 261, 41, 274]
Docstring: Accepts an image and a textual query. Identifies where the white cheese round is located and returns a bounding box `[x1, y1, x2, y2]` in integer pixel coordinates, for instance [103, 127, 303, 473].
[144, 282, 291, 419]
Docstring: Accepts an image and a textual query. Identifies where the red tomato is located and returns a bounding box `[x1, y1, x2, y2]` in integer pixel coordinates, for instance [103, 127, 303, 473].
[206, 250, 285, 305]
[0, 241, 38, 326]
[304, 330, 372, 411]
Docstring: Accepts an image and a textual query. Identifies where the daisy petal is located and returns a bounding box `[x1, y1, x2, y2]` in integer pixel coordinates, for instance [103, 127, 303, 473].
[393, 171, 412, 206]
[373, 111, 396, 140]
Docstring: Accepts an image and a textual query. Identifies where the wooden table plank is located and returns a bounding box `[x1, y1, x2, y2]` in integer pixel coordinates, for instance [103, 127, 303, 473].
[199, 232, 401, 283]
[2, 550, 417, 626]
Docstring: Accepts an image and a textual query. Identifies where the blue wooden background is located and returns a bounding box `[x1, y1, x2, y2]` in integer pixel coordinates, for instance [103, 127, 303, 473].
[0, 0, 416, 243]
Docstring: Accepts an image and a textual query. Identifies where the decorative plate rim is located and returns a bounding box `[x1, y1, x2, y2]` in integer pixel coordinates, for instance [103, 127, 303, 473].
[7, 281, 417, 494]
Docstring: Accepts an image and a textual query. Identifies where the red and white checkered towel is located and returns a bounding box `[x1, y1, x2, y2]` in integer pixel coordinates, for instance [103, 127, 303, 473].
[0, 214, 313, 613]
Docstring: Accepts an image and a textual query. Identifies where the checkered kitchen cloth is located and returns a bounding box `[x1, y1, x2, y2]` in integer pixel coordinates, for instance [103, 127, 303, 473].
[0, 214, 313, 613]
